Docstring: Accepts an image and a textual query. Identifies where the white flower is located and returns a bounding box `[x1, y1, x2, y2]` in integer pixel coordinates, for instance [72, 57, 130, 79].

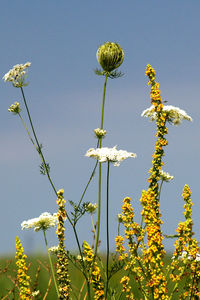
[3, 62, 31, 87]
[141, 105, 192, 125]
[49, 245, 59, 254]
[21, 212, 58, 232]
[32, 290, 40, 297]
[77, 254, 86, 261]
[85, 146, 137, 166]
[117, 213, 123, 223]
[8, 102, 21, 114]
[94, 128, 107, 139]
[172, 251, 200, 262]
[160, 170, 174, 182]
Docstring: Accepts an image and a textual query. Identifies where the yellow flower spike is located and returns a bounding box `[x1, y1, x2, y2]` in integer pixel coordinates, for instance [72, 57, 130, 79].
[15, 236, 32, 299]
[170, 184, 200, 298]
[56, 189, 71, 299]
[82, 241, 104, 299]
[136, 65, 171, 298]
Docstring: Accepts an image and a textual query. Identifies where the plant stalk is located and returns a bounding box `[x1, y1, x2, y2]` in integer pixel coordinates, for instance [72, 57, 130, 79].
[43, 230, 59, 298]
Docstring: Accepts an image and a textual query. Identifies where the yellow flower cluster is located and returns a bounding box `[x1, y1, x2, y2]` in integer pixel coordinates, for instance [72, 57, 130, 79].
[15, 236, 32, 299]
[139, 65, 168, 299]
[140, 190, 168, 299]
[82, 241, 104, 299]
[116, 197, 145, 298]
[145, 64, 168, 194]
[120, 276, 134, 300]
[56, 189, 71, 299]
[170, 185, 200, 298]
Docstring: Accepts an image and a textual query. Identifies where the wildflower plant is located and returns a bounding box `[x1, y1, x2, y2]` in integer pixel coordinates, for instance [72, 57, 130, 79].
[15, 236, 32, 299]
[3, 42, 199, 299]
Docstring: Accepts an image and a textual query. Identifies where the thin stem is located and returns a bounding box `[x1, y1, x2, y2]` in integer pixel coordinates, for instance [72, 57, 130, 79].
[158, 179, 164, 202]
[91, 214, 97, 241]
[77, 158, 98, 211]
[19, 87, 91, 297]
[72, 225, 91, 299]
[94, 161, 102, 257]
[18, 113, 37, 150]
[105, 161, 110, 299]
[43, 230, 59, 298]
[20, 87, 57, 196]
[94, 73, 108, 258]
[100, 74, 108, 131]
[19, 88, 75, 227]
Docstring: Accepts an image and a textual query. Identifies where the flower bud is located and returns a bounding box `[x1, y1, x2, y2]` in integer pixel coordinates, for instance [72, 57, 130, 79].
[8, 102, 21, 114]
[96, 42, 124, 72]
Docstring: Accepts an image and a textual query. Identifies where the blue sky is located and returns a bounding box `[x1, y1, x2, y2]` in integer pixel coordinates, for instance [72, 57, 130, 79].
[1, 1, 200, 255]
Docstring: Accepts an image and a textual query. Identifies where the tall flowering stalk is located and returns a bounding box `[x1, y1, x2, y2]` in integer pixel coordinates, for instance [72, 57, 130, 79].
[82, 241, 105, 299]
[139, 64, 168, 299]
[116, 197, 146, 299]
[56, 189, 71, 299]
[93, 42, 125, 297]
[169, 185, 200, 299]
[15, 236, 32, 299]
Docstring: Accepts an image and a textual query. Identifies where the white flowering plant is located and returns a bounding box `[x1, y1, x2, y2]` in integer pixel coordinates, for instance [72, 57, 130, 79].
[2, 44, 200, 300]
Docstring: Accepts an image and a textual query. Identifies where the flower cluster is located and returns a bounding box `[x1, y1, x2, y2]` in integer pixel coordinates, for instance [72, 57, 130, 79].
[56, 189, 71, 299]
[96, 42, 124, 73]
[85, 146, 136, 166]
[86, 202, 98, 214]
[82, 241, 104, 299]
[120, 276, 134, 300]
[15, 236, 32, 299]
[3, 62, 31, 87]
[170, 185, 200, 298]
[49, 245, 59, 254]
[159, 170, 174, 182]
[140, 189, 168, 299]
[141, 104, 192, 125]
[139, 65, 168, 298]
[94, 128, 107, 139]
[145, 64, 168, 193]
[8, 101, 21, 114]
[21, 212, 57, 232]
[116, 197, 145, 298]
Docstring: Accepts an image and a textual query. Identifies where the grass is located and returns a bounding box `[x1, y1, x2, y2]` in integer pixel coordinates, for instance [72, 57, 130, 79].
[0, 253, 176, 299]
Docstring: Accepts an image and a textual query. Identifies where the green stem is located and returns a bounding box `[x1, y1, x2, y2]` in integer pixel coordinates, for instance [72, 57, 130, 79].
[18, 113, 37, 150]
[43, 230, 59, 298]
[20, 87, 58, 197]
[100, 74, 108, 132]
[94, 73, 108, 259]
[91, 214, 97, 241]
[19, 87, 91, 297]
[158, 179, 164, 202]
[77, 158, 98, 211]
[19, 88, 75, 225]
[72, 224, 91, 299]
[105, 161, 110, 299]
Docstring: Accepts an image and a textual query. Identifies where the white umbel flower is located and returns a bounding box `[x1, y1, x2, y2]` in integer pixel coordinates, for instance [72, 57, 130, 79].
[160, 170, 174, 182]
[85, 146, 137, 166]
[3, 62, 31, 87]
[141, 105, 192, 125]
[48, 245, 59, 254]
[21, 212, 57, 232]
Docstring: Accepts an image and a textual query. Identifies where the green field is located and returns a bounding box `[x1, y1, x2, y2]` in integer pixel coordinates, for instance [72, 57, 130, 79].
[0, 254, 179, 299]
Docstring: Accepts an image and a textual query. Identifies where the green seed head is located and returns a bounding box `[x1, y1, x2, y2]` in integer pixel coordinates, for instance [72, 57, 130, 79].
[96, 42, 124, 72]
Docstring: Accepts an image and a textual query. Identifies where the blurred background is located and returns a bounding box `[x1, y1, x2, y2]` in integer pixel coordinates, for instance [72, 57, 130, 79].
[1, 0, 199, 255]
